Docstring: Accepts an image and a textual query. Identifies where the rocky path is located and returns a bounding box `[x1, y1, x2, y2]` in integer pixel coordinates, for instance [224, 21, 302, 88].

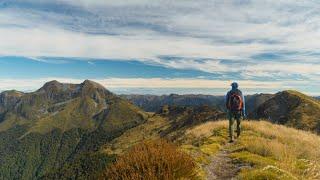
[205, 142, 250, 180]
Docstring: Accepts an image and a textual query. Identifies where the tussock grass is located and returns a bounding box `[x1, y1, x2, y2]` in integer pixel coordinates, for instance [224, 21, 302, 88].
[186, 120, 228, 138]
[186, 120, 320, 179]
[102, 115, 169, 155]
[101, 139, 197, 180]
[180, 121, 229, 178]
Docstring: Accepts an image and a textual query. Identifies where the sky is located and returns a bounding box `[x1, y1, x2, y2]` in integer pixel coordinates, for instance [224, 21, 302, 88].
[0, 0, 319, 95]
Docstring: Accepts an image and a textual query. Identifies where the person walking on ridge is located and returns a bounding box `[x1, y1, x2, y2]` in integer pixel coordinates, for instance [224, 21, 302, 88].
[226, 82, 246, 143]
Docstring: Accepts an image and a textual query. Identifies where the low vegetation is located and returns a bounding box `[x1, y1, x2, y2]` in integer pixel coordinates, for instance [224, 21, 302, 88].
[101, 140, 197, 180]
[184, 120, 320, 179]
[43, 152, 115, 180]
[252, 90, 320, 134]
[100, 111, 320, 180]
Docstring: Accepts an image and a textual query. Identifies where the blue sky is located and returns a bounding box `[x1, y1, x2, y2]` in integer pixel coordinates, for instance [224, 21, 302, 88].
[0, 0, 319, 95]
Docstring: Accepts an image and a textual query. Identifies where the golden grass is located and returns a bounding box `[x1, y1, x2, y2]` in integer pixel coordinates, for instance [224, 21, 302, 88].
[101, 139, 197, 180]
[102, 115, 170, 155]
[186, 120, 228, 138]
[99, 118, 320, 179]
[185, 120, 320, 179]
[179, 121, 229, 179]
[241, 121, 320, 179]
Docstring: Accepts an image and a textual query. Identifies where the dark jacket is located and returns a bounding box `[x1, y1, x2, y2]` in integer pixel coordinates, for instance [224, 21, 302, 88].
[225, 88, 246, 116]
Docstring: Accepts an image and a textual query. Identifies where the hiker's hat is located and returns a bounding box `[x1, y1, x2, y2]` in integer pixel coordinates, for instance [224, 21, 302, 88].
[231, 82, 238, 89]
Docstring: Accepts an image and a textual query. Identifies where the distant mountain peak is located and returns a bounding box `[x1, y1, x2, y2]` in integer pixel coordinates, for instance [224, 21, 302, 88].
[280, 90, 312, 99]
[251, 90, 320, 133]
[38, 80, 68, 92]
[0, 79, 148, 179]
[0, 90, 24, 107]
[1, 90, 24, 97]
[79, 80, 111, 97]
[81, 80, 105, 90]
[34, 79, 112, 100]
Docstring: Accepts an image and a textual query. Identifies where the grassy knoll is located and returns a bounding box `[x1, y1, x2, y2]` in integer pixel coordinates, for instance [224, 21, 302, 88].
[183, 120, 320, 179]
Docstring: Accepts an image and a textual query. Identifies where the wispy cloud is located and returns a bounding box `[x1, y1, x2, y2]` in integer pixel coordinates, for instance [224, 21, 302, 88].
[0, 0, 319, 93]
[0, 77, 282, 89]
[0, 77, 318, 95]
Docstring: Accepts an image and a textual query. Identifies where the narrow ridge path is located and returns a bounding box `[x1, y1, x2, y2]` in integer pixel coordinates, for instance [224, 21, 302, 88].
[205, 142, 250, 180]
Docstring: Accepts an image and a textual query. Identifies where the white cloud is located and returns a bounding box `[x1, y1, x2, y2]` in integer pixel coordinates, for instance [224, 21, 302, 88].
[0, 25, 319, 78]
[60, 0, 156, 7]
[0, 77, 318, 95]
[0, 0, 320, 82]
[0, 26, 230, 60]
[0, 77, 284, 93]
[96, 78, 284, 89]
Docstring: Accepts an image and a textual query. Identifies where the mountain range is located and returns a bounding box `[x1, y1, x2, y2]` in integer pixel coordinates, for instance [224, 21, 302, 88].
[0, 80, 148, 179]
[124, 91, 320, 133]
[0, 80, 319, 179]
[122, 93, 275, 114]
[121, 94, 226, 112]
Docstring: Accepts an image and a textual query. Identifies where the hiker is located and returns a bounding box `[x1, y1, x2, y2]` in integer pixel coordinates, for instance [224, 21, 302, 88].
[225, 82, 246, 143]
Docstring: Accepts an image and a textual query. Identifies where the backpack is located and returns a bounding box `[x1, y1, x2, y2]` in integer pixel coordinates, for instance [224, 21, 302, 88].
[228, 91, 243, 112]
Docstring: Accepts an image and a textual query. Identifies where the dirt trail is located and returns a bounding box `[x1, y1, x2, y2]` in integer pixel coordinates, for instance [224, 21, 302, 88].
[205, 142, 250, 180]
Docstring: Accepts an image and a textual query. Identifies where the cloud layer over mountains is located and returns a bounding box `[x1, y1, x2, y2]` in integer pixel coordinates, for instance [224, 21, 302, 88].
[0, 0, 319, 93]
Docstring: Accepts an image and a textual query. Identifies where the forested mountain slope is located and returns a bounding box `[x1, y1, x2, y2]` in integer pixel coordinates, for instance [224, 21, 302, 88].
[0, 80, 148, 179]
